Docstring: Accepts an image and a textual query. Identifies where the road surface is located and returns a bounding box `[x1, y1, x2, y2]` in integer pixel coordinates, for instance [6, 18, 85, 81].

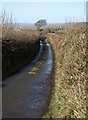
[2, 40, 53, 118]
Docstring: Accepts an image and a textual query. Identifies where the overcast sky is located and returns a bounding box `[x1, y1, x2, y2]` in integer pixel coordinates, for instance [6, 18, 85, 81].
[2, 2, 86, 23]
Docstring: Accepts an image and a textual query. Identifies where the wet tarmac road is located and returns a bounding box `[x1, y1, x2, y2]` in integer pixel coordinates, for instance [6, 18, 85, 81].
[2, 40, 53, 118]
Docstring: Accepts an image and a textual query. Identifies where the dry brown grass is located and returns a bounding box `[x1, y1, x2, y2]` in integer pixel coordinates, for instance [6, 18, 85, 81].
[44, 23, 87, 118]
[2, 27, 40, 80]
[2, 28, 40, 42]
[2, 10, 41, 79]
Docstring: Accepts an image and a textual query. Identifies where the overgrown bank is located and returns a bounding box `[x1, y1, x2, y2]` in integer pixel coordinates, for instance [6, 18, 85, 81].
[2, 28, 40, 80]
[44, 23, 87, 118]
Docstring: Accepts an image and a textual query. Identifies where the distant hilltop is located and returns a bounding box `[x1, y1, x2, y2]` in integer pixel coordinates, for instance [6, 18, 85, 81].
[15, 22, 86, 29]
[15, 23, 66, 29]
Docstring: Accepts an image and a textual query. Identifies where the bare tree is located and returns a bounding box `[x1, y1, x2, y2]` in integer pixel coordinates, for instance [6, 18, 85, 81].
[2, 9, 16, 29]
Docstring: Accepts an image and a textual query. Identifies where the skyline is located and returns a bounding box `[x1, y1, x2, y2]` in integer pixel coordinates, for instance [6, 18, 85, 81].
[2, 2, 86, 23]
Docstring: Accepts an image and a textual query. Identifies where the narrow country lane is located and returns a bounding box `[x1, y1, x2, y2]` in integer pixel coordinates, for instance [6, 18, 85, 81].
[2, 40, 53, 118]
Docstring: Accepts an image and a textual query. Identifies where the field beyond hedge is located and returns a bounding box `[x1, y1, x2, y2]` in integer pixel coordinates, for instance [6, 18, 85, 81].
[2, 27, 40, 80]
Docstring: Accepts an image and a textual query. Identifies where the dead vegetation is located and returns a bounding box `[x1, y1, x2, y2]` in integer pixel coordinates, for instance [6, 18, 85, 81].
[43, 23, 87, 118]
[2, 27, 40, 80]
[2, 10, 40, 80]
